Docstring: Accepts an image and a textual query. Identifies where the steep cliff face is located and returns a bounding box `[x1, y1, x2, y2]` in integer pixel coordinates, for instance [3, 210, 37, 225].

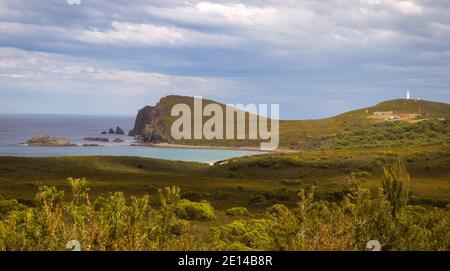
[128, 105, 170, 142]
[129, 95, 221, 143]
[128, 106, 155, 138]
[128, 97, 176, 143]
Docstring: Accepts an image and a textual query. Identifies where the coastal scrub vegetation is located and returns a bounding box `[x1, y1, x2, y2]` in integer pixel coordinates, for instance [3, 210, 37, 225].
[0, 161, 448, 251]
[324, 119, 450, 149]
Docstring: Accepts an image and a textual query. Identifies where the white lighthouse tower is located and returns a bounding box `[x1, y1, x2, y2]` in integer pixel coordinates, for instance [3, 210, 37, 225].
[406, 89, 410, 100]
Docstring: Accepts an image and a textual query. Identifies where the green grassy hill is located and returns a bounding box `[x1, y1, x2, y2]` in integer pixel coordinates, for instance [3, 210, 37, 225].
[1, 145, 449, 210]
[271, 99, 449, 149]
[130, 96, 450, 150]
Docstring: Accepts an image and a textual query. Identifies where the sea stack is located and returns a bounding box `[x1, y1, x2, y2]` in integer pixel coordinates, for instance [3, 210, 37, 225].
[116, 126, 125, 135]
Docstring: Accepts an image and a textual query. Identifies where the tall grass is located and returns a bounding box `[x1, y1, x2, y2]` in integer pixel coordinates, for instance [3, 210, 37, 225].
[382, 159, 410, 216]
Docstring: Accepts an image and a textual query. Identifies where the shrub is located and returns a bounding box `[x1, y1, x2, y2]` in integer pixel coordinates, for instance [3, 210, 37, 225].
[226, 207, 250, 217]
[281, 179, 303, 185]
[175, 199, 215, 221]
[249, 194, 268, 206]
[382, 159, 410, 216]
[170, 219, 190, 236]
[208, 219, 272, 250]
[350, 170, 373, 180]
[0, 172, 448, 251]
[0, 199, 25, 217]
[266, 204, 289, 217]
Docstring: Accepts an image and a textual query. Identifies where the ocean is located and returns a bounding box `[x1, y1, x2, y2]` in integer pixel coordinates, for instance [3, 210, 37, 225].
[0, 114, 258, 164]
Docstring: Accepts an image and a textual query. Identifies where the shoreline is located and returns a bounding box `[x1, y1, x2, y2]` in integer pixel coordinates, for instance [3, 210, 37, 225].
[131, 142, 294, 153]
[17, 139, 295, 154]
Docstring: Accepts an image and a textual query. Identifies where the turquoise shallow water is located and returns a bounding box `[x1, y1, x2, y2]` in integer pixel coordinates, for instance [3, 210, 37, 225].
[0, 114, 258, 164]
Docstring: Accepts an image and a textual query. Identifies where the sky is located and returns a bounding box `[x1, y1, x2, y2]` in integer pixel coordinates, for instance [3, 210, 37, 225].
[0, 0, 449, 119]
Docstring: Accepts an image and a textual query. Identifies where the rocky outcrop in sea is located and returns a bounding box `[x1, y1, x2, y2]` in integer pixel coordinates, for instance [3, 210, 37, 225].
[82, 137, 110, 142]
[115, 127, 125, 135]
[112, 138, 125, 143]
[25, 134, 75, 146]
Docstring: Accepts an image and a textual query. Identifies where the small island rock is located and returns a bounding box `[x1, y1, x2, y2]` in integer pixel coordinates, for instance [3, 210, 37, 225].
[82, 137, 110, 142]
[26, 134, 74, 146]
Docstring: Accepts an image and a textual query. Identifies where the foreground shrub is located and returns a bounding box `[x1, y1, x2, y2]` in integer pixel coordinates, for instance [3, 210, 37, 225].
[0, 199, 25, 217]
[0, 181, 197, 251]
[0, 162, 448, 251]
[208, 219, 272, 250]
[208, 162, 449, 251]
[266, 204, 289, 218]
[175, 199, 215, 221]
[382, 159, 410, 216]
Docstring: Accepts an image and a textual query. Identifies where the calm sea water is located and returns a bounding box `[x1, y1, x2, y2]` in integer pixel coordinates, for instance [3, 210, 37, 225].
[0, 114, 258, 164]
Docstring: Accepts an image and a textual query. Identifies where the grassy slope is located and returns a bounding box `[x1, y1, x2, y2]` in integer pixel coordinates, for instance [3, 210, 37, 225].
[279, 99, 450, 149]
[1, 145, 448, 211]
[148, 96, 450, 150]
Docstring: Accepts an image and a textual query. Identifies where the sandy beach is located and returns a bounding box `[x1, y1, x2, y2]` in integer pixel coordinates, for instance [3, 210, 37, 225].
[131, 142, 294, 153]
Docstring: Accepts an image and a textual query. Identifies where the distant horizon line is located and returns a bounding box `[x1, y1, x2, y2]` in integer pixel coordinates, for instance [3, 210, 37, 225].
[0, 112, 136, 117]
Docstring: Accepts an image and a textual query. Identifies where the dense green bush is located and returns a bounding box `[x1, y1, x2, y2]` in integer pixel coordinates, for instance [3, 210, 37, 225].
[266, 204, 289, 218]
[174, 199, 215, 221]
[327, 119, 450, 149]
[208, 219, 273, 250]
[0, 199, 25, 217]
[249, 189, 296, 207]
[226, 207, 250, 217]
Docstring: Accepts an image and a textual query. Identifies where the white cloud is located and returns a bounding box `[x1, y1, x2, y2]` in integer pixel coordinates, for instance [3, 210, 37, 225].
[1, 1, 448, 54]
[146, 2, 279, 27]
[81, 21, 241, 47]
[384, 0, 423, 15]
[82, 22, 186, 46]
[0, 47, 234, 98]
[142, 0, 442, 53]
